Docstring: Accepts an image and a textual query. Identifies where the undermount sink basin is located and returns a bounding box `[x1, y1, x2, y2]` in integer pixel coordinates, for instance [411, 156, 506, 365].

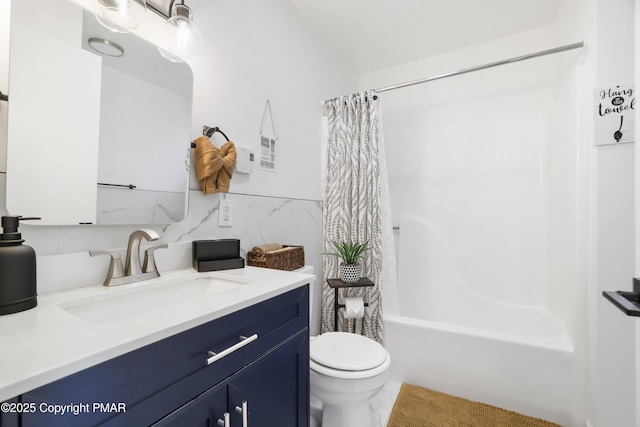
[59, 274, 252, 324]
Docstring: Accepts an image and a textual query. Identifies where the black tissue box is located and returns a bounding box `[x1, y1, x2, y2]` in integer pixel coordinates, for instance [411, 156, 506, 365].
[192, 239, 245, 272]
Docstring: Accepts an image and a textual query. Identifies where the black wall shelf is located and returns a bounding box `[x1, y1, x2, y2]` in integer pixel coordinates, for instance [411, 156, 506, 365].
[602, 278, 640, 317]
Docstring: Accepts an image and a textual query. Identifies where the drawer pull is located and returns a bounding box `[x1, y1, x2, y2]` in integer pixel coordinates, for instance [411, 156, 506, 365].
[207, 334, 258, 365]
[217, 412, 230, 426]
[235, 401, 248, 427]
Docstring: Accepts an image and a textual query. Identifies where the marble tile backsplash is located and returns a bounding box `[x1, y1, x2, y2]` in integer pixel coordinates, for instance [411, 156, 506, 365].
[1, 177, 323, 332]
[164, 191, 323, 276]
[96, 187, 186, 225]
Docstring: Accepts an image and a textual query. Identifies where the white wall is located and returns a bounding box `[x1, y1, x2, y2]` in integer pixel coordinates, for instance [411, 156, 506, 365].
[0, 0, 9, 173]
[590, 0, 636, 425]
[0, 0, 11, 218]
[188, 0, 354, 202]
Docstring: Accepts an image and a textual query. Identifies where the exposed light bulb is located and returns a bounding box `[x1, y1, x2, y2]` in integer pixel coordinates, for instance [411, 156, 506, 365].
[163, 4, 202, 60]
[175, 21, 192, 52]
[97, 0, 146, 30]
[117, 1, 127, 15]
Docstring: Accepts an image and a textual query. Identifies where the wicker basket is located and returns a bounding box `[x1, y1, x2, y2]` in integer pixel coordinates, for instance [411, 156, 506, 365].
[246, 245, 305, 271]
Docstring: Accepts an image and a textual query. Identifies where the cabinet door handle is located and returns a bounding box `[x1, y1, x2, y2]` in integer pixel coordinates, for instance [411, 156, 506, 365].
[235, 401, 248, 427]
[206, 334, 258, 365]
[217, 412, 230, 426]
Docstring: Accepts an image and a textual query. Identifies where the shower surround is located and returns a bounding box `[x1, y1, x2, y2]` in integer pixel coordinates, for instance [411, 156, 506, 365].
[362, 25, 589, 427]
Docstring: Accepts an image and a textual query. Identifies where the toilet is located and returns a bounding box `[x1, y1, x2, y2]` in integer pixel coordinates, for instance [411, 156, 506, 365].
[310, 332, 391, 427]
[296, 266, 391, 427]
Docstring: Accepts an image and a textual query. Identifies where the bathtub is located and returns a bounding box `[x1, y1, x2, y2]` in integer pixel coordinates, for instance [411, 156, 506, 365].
[383, 217, 579, 426]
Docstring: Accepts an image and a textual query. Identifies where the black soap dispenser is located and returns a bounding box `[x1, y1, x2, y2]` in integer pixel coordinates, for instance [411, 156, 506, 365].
[0, 216, 38, 315]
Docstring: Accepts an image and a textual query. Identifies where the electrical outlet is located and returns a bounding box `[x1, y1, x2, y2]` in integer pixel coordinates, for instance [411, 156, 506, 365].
[218, 199, 233, 227]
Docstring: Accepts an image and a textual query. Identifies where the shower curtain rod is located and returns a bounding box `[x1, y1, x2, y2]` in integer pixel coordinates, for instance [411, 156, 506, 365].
[375, 41, 585, 93]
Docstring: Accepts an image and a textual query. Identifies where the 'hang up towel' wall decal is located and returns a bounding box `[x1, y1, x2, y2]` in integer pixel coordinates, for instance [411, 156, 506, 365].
[594, 82, 635, 146]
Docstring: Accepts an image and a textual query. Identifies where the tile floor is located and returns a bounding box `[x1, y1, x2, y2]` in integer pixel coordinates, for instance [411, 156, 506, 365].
[370, 380, 403, 426]
[310, 379, 402, 427]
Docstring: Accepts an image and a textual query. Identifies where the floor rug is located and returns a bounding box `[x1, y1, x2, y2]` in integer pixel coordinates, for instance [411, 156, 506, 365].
[387, 383, 561, 427]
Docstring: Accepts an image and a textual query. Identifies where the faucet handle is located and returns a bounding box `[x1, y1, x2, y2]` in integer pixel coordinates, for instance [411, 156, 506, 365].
[143, 244, 168, 274]
[90, 250, 125, 286]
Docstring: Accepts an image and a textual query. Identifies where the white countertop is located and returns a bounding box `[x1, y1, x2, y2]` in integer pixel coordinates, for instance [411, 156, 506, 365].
[0, 266, 314, 402]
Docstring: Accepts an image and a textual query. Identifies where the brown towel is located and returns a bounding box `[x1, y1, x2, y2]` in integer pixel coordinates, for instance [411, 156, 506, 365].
[193, 136, 223, 195]
[250, 244, 284, 259]
[216, 141, 237, 193]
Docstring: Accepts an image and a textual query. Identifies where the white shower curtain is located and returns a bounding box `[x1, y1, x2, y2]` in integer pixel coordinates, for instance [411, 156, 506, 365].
[322, 90, 398, 344]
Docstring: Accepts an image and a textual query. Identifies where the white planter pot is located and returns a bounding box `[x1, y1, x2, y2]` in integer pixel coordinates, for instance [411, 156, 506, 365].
[339, 263, 362, 283]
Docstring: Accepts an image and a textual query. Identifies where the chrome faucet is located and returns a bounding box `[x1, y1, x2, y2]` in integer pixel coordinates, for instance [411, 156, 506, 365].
[90, 229, 167, 287]
[125, 229, 160, 276]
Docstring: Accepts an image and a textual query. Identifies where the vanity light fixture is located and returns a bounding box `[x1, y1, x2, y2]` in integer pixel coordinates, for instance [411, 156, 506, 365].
[97, 0, 147, 31]
[95, 0, 202, 60]
[88, 37, 125, 57]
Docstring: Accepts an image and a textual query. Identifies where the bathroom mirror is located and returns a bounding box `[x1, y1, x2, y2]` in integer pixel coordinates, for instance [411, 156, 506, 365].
[5, 0, 193, 225]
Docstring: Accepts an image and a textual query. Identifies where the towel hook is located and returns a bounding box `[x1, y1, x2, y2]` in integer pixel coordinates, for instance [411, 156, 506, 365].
[202, 125, 230, 142]
[614, 116, 624, 142]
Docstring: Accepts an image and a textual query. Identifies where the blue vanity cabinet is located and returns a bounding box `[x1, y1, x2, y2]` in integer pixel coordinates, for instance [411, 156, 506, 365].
[4, 285, 309, 427]
[0, 398, 19, 427]
[152, 330, 309, 427]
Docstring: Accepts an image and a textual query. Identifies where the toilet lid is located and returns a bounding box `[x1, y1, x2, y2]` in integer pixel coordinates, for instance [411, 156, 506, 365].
[310, 332, 387, 371]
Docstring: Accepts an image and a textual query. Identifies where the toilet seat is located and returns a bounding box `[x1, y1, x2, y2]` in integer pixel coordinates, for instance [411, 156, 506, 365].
[311, 332, 386, 371]
[310, 332, 389, 379]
